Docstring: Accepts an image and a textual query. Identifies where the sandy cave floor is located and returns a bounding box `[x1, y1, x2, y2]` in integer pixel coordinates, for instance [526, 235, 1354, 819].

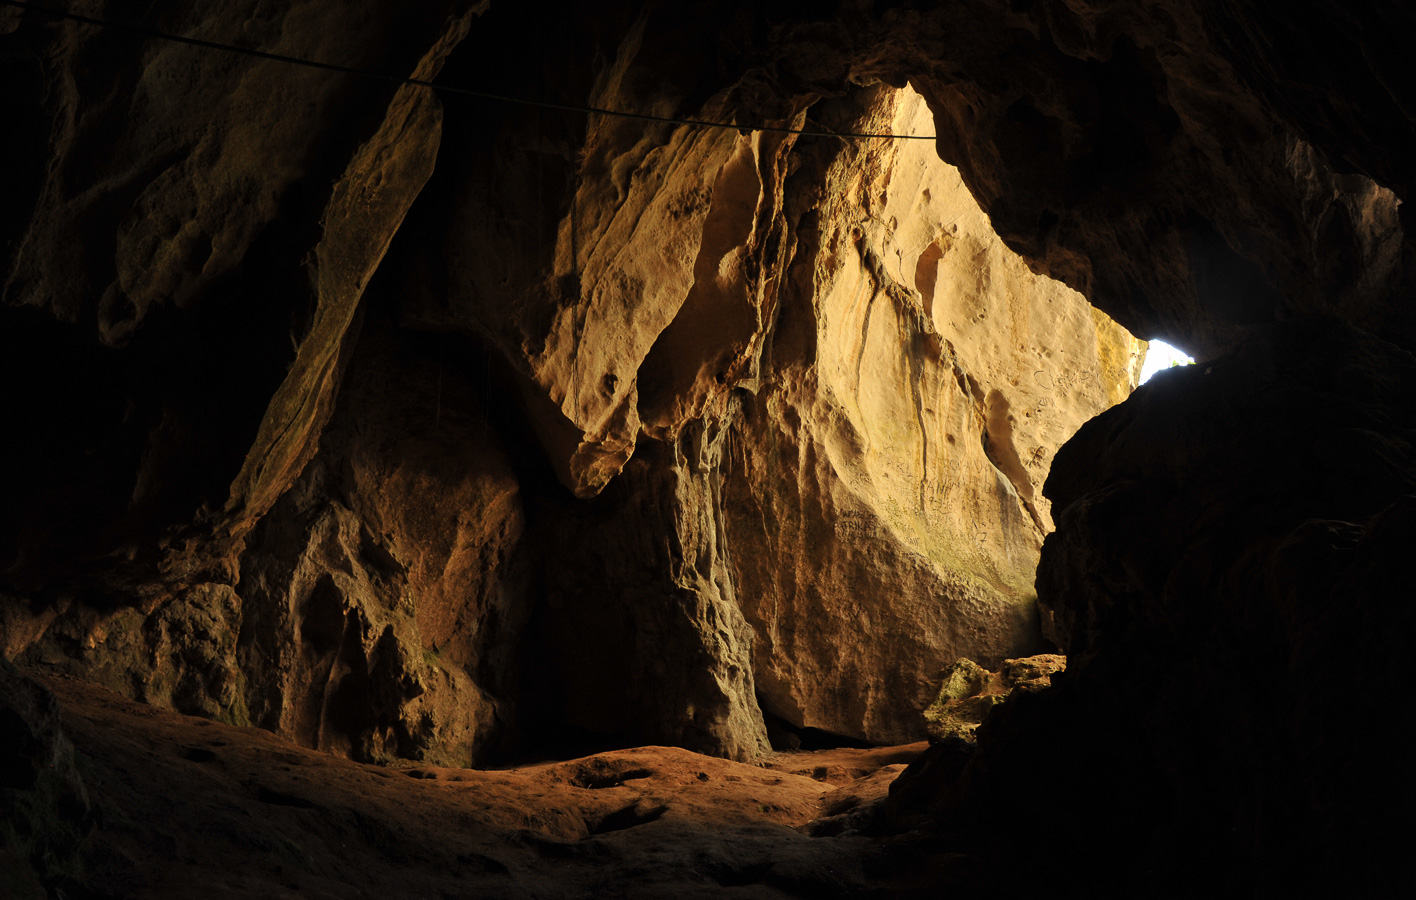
[37, 674, 931, 899]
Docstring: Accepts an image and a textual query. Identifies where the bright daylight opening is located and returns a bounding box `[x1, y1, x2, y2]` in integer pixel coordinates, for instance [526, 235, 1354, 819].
[1138, 339, 1195, 384]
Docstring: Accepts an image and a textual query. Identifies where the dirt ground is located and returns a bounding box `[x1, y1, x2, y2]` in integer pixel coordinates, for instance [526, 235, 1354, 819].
[38, 675, 928, 899]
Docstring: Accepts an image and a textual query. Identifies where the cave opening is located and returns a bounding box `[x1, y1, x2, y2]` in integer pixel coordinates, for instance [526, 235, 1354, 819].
[1137, 338, 1195, 384]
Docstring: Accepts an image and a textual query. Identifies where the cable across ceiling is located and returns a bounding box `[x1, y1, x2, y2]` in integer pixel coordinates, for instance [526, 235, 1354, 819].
[1, 0, 939, 142]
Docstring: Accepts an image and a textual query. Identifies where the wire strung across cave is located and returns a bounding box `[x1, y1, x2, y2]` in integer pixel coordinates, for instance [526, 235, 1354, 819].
[1, 0, 939, 142]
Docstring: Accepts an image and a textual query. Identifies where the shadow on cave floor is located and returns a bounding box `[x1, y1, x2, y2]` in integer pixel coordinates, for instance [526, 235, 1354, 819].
[762, 707, 880, 752]
[32, 672, 938, 899]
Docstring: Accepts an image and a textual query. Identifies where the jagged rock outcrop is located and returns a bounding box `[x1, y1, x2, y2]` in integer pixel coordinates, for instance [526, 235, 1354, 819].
[2, 0, 521, 764]
[1, 0, 486, 595]
[514, 426, 771, 761]
[231, 318, 523, 765]
[733, 2, 1416, 358]
[492, 81, 1139, 753]
[18, 582, 245, 722]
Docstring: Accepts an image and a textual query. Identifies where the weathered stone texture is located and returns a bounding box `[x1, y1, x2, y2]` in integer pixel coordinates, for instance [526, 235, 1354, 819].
[922, 654, 1065, 743]
[2, 2, 1140, 761]
[726, 87, 1139, 742]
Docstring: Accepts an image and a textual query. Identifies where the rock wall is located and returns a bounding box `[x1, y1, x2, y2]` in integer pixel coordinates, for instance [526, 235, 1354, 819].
[0, 1, 1140, 763]
[475, 79, 1140, 752]
[725, 86, 1140, 742]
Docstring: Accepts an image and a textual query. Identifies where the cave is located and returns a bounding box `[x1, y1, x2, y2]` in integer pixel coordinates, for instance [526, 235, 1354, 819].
[3, 1, 1414, 897]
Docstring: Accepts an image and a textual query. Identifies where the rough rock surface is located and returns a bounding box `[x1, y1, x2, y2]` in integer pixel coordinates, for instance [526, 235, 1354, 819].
[233, 318, 522, 766]
[726, 87, 1137, 742]
[514, 432, 773, 761]
[742, 2, 1416, 357]
[921, 654, 1065, 743]
[6, 0, 1416, 892]
[1, 0, 486, 591]
[32, 671, 925, 899]
[19, 583, 246, 722]
[2, 2, 1141, 762]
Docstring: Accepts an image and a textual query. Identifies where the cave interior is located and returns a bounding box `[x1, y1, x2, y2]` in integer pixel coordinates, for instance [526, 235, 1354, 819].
[3, 1, 1415, 897]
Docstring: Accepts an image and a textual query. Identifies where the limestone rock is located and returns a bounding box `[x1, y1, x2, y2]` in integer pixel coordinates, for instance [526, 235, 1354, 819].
[12, 319, 525, 765]
[237, 495, 496, 766]
[405, 6, 807, 501]
[514, 425, 770, 762]
[231, 311, 524, 765]
[6, 0, 1411, 793]
[752, 3, 1416, 357]
[922, 654, 1065, 742]
[33, 674, 903, 898]
[727, 86, 1139, 743]
[805, 763, 913, 837]
[1, 2, 486, 594]
[497, 83, 1136, 754]
[425, 115, 798, 499]
[218, 13, 473, 547]
[18, 583, 246, 723]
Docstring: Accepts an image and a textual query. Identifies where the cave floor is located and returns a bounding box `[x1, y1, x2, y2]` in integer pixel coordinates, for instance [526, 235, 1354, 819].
[40, 675, 928, 899]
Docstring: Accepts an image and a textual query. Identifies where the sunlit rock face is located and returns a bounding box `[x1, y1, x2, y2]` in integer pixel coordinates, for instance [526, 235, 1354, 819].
[438, 76, 1141, 752]
[725, 86, 1139, 742]
[0, 1, 1141, 763]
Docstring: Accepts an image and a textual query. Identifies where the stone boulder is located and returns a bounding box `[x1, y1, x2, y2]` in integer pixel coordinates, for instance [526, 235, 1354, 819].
[922, 654, 1065, 743]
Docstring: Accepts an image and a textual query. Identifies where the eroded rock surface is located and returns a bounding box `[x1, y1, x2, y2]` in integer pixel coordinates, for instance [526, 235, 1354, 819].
[31, 672, 920, 899]
[922, 654, 1065, 743]
[3, 2, 1143, 762]
[234, 319, 522, 766]
[5, 20, 1416, 900]
[2, 0, 487, 593]
[727, 87, 1137, 743]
